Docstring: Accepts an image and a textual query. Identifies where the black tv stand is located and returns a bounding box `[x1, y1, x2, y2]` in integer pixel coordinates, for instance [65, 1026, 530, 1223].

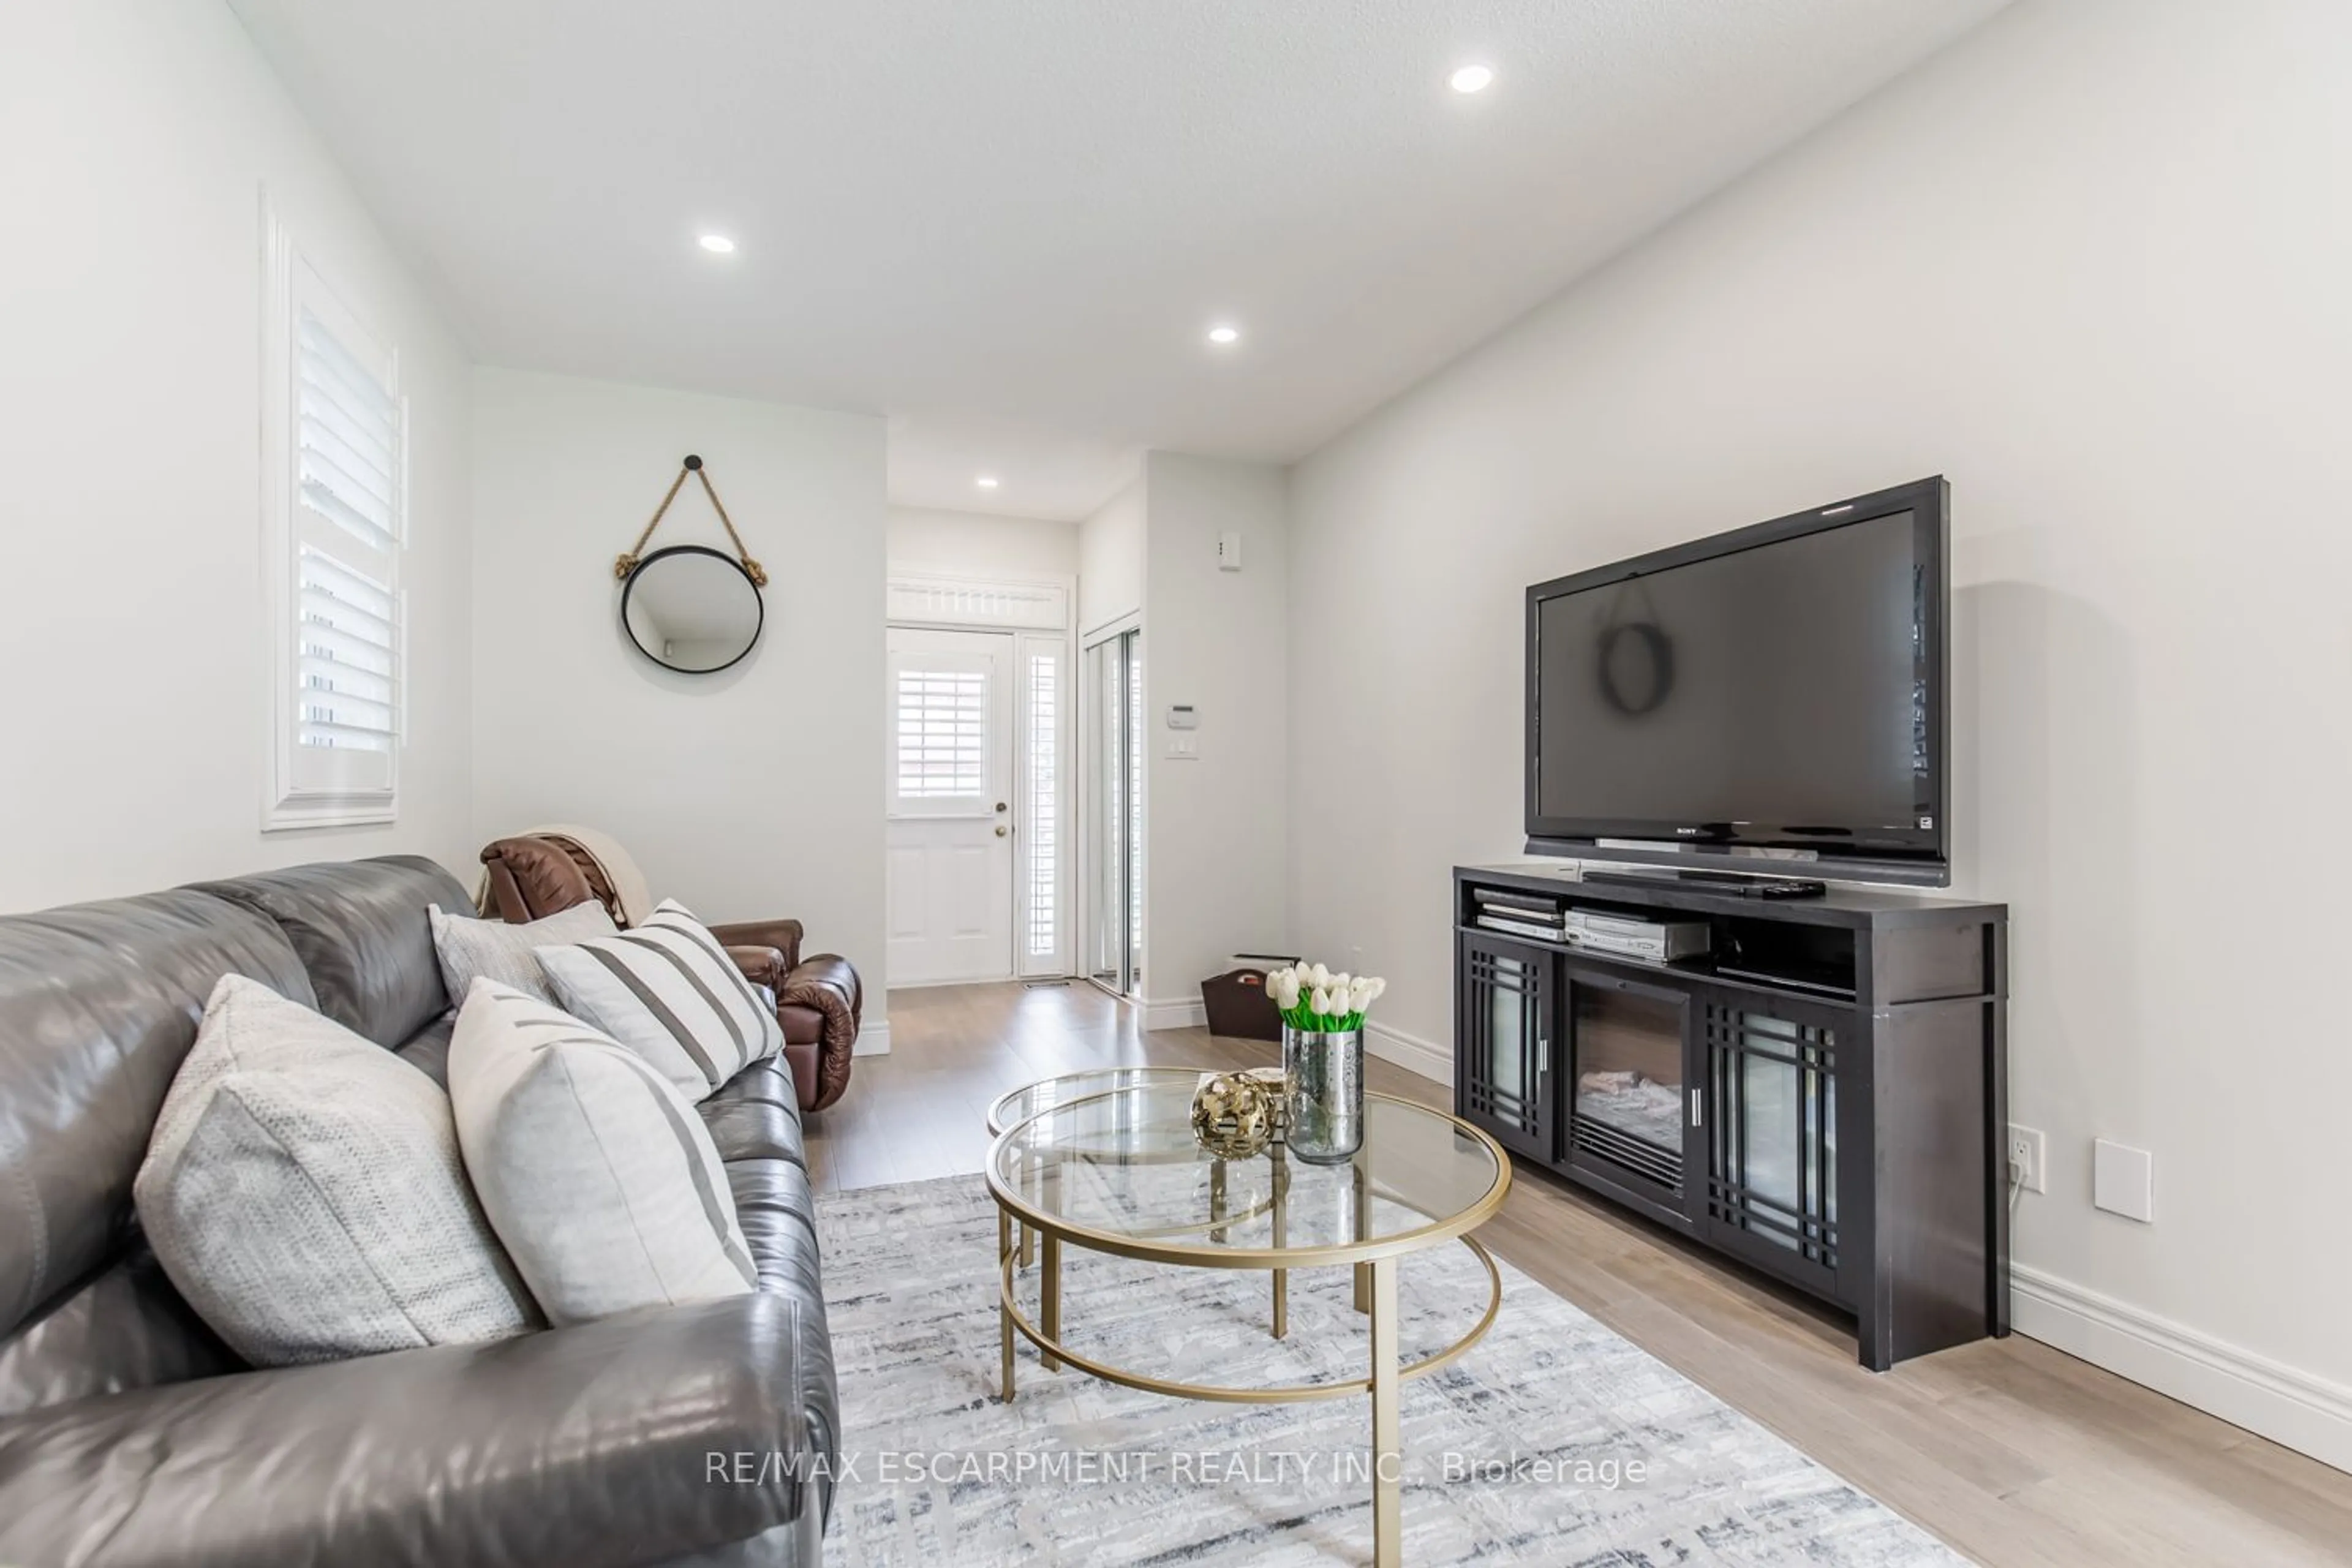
[1580, 866, 1826, 899]
[1453, 863, 2008, 1370]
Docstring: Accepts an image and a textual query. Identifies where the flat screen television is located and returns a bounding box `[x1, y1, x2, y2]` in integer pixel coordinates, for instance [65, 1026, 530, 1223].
[1525, 477, 1949, 887]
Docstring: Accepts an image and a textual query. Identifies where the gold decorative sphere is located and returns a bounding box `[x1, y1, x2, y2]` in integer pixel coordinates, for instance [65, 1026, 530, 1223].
[1191, 1072, 1276, 1159]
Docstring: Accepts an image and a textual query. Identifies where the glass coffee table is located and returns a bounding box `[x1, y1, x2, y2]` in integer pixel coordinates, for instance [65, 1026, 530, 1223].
[986, 1074, 1511, 1568]
[987, 1068, 1207, 1268]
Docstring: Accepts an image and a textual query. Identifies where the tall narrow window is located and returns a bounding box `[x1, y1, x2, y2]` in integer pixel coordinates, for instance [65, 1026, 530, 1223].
[265, 206, 406, 828]
[1025, 647, 1059, 960]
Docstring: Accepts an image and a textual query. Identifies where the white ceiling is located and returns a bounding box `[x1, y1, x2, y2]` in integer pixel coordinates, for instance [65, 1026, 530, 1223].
[884, 412, 1136, 522]
[230, 0, 2007, 520]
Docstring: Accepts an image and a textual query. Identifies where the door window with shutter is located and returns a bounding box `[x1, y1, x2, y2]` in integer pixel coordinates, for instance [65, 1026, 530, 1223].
[263, 206, 406, 829]
[891, 659, 992, 812]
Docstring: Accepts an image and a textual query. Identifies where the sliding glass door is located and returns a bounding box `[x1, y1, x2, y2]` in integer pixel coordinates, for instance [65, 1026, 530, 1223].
[1084, 627, 1144, 998]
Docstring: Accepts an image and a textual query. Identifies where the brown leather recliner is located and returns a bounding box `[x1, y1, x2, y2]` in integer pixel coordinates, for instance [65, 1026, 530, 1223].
[479, 834, 860, 1112]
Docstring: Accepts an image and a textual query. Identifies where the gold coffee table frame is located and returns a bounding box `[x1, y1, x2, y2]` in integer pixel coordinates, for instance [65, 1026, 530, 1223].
[986, 1082, 1512, 1568]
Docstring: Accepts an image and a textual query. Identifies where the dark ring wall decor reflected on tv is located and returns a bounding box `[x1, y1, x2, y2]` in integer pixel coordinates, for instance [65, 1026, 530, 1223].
[1525, 477, 1950, 887]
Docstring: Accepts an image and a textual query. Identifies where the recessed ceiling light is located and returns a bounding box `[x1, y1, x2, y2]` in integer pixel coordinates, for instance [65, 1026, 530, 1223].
[1449, 64, 1495, 94]
[698, 233, 737, 254]
[1207, 324, 1242, 345]
[976, 475, 1001, 489]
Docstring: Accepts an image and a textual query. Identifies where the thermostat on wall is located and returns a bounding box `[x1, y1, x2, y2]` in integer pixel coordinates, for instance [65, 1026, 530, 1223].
[1167, 704, 1197, 729]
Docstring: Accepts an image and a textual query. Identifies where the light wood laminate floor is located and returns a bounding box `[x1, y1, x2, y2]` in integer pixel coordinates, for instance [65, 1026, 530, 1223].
[807, 981, 2352, 1567]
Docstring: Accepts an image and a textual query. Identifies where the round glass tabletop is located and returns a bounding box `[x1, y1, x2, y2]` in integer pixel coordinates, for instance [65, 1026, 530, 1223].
[987, 1077, 1509, 1267]
[985, 1065, 1202, 1136]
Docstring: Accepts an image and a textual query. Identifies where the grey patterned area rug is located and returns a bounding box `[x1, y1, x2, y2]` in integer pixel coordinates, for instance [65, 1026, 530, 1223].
[816, 1176, 1964, 1566]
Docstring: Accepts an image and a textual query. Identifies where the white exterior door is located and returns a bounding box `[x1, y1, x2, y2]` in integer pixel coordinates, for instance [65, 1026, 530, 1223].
[887, 627, 1016, 985]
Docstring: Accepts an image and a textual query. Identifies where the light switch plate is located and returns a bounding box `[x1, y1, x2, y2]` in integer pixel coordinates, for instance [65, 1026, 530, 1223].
[1217, 530, 1242, 571]
[2093, 1138, 2154, 1223]
[1166, 733, 1199, 760]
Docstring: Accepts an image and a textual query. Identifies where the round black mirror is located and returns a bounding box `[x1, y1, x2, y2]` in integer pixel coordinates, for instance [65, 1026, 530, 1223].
[620, 545, 765, 673]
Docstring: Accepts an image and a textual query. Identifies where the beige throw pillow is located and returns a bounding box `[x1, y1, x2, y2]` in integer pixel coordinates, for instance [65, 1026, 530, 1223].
[134, 975, 542, 1366]
[429, 899, 617, 1006]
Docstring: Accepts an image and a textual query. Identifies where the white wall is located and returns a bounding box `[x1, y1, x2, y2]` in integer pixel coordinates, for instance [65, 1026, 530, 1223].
[1142, 453, 1290, 1021]
[471, 369, 888, 1025]
[1077, 481, 1145, 635]
[0, 0, 475, 910]
[888, 507, 1077, 582]
[1287, 0, 2352, 1463]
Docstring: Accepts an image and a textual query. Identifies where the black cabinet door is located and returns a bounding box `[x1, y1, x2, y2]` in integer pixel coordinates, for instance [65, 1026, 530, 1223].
[1561, 966, 1697, 1229]
[1454, 931, 1556, 1162]
[1697, 992, 1847, 1301]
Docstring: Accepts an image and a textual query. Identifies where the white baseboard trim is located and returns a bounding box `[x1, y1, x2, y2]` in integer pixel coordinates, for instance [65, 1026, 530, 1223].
[1365, 1020, 1452, 1085]
[885, 975, 1012, 991]
[2013, 1263, 2352, 1472]
[1142, 997, 1206, 1032]
[852, 1021, 891, 1057]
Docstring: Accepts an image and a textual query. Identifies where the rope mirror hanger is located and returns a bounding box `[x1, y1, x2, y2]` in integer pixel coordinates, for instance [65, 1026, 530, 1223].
[612, 454, 767, 586]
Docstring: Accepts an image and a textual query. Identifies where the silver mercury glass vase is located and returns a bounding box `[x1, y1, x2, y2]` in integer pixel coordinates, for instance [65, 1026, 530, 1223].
[1283, 1023, 1365, 1164]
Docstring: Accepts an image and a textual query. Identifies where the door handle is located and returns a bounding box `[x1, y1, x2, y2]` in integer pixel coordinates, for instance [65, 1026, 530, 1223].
[995, 825, 1008, 837]
[1689, 1090, 1702, 1128]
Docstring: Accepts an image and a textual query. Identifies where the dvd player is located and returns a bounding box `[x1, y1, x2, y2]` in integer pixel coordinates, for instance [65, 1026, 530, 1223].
[1561, 909, 1711, 962]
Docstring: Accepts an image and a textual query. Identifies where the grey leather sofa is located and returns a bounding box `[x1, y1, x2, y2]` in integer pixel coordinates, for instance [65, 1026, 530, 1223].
[0, 856, 837, 1567]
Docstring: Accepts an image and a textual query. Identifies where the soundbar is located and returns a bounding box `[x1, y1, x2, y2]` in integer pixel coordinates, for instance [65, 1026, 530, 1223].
[1580, 867, 1827, 899]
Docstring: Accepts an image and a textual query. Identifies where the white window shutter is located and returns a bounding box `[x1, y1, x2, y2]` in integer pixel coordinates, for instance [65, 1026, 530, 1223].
[1024, 645, 1060, 960]
[264, 202, 405, 828]
[293, 305, 401, 763]
[894, 666, 989, 799]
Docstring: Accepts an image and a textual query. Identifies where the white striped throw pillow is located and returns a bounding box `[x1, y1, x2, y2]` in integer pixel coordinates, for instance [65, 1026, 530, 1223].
[449, 979, 758, 1323]
[535, 899, 785, 1099]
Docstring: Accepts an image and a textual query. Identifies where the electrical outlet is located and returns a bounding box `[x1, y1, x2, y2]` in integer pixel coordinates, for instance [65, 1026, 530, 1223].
[2006, 1124, 2046, 1194]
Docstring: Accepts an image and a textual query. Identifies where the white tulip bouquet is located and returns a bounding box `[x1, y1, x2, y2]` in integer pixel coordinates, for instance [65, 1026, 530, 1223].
[1265, 962, 1385, 1033]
